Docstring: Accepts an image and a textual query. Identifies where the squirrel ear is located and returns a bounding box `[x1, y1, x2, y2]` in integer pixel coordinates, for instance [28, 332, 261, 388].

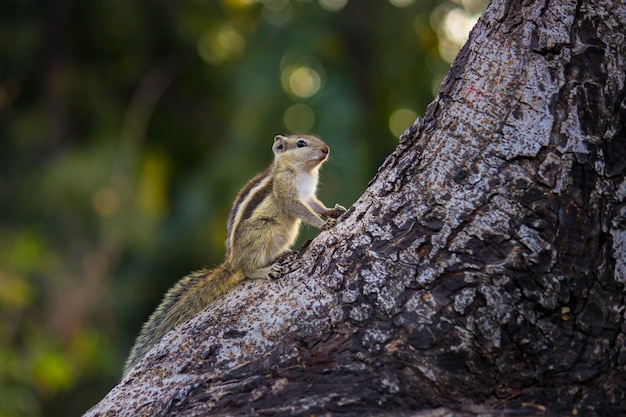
[273, 135, 286, 153]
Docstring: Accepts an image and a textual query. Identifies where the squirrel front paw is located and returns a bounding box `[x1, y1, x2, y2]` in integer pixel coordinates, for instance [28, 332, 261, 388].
[267, 263, 284, 280]
[322, 218, 338, 230]
[248, 263, 284, 280]
[324, 204, 347, 219]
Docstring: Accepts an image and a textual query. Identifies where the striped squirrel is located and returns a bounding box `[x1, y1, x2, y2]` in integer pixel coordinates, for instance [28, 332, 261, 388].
[124, 134, 346, 376]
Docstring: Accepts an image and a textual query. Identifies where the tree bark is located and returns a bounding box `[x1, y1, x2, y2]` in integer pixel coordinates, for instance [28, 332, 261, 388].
[85, 0, 626, 416]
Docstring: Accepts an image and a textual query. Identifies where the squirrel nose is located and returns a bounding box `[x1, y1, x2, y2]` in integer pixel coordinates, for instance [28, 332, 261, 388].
[321, 146, 329, 154]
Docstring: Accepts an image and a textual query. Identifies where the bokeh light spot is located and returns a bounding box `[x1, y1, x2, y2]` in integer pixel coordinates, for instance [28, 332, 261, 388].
[198, 24, 246, 65]
[389, 108, 417, 138]
[443, 8, 479, 45]
[281, 65, 322, 99]
[283, 103, 316, 133]
[389, 0, 415, 7]
[431, 3, 483, 63]
[262, 0, 293, 25]
[319, 0, 348, 12]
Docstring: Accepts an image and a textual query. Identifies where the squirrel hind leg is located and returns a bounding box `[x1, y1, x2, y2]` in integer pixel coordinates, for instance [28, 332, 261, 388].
[246, 263, 284, 280]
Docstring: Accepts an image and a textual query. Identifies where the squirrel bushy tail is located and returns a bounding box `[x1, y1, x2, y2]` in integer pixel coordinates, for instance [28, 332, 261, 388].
[124, 264, 243, 375]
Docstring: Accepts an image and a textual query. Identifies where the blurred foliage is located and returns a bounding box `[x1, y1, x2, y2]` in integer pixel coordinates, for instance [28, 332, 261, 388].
[0, 0, 486, 415]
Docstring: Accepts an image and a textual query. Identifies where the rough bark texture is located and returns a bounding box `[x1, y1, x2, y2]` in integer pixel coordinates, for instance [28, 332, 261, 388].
[85, 0, 626, 416]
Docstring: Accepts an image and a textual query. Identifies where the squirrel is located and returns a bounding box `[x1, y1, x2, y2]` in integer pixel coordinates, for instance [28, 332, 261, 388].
[123, 134, 346, 376]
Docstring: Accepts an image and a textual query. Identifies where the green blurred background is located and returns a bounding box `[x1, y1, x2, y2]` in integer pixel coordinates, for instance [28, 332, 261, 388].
[0, 0, 486, 415]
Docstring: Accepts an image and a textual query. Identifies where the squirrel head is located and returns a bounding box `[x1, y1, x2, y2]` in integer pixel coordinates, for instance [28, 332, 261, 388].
[272, 135, 329, 171]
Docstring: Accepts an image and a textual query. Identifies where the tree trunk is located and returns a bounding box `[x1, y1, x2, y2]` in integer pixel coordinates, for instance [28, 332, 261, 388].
[85, 0, 626, 416]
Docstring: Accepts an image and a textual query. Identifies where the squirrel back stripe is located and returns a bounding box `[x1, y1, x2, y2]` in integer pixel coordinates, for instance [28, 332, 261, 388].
[227, 174, 273, 254]
[238, 177, 274, 229]
[226, 167, 270, 256]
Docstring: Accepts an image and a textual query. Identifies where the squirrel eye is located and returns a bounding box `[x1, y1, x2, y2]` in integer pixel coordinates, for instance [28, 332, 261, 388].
[296, 140, 307, 148]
